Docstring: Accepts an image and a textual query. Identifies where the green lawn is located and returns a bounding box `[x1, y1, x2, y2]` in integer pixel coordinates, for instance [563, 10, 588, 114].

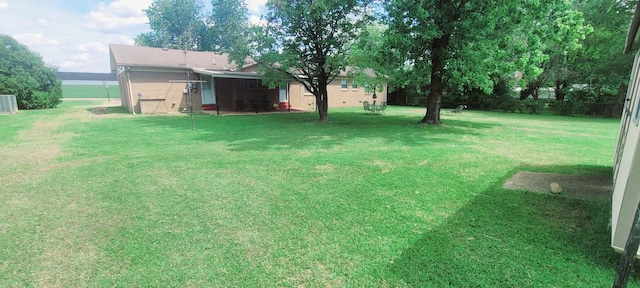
[62, 85, 120, 99]
[0, 102, 635, 287]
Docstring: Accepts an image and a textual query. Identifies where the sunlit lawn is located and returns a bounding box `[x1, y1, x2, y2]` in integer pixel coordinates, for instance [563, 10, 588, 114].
[0, 101, 634, 287]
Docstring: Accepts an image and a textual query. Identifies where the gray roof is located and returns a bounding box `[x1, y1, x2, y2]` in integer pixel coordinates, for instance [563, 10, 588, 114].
[108, 44, 382, 80]
[109, 44, 240, 73]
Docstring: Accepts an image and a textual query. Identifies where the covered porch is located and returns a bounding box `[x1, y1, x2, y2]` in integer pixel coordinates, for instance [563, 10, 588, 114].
[194, 69, 292, 114]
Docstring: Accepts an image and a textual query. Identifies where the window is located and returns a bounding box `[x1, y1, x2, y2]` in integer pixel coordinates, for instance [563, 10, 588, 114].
[279, 85, 288, 102]
[364, 83, 372, 94]
[341, 80, 348, 90]
[351, 81, 358, 90]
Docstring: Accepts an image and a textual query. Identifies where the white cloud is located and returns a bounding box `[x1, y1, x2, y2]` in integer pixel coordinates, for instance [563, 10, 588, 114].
[245, 0, 266, 15]
[115, 35, 136, 45]
[77, 42, 109, 54]
[13, 33, 63, 46]
[249, 15, 265, 26]
[0, 1, 8, 9]
[72, 53, 92, 61]
[83, 0, 152, 33]
[60, 60, 81, 70]
[37, 19, 49, 27]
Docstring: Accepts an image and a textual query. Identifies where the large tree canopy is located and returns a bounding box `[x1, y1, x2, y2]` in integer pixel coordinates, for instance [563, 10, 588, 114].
[137, 0, 250, 64]
[0, 34, 61, 109]
[519, 6, 592, 101]
[385, 0, 572, 124]
[252, 0, 373, 122]
[135, 0, 207, 50]
[573, 0, 636, 87]
[206, 0, 250, 68]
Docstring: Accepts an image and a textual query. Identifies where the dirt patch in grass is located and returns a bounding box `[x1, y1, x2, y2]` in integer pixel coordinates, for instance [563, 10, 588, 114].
[503, 172, 613, 200]
[89, 100, 125, 117]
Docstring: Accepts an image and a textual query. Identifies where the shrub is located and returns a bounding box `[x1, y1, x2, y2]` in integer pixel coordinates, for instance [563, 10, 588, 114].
[549, 86, 621, 117]
[521, 99, 546, 114]
[0, 34, 62, 109]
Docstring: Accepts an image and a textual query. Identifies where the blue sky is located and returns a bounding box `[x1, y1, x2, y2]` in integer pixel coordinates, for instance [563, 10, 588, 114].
[0, 0, 266, 73]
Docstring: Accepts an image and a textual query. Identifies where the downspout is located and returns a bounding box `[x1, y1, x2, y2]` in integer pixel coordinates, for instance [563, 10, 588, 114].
[287, 83, 291, 112]
[127, 67, 135, 114]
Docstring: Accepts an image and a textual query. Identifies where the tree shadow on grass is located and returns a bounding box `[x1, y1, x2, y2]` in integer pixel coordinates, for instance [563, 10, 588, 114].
[387, 165, 638, 287]
[132, 110, 500, 152]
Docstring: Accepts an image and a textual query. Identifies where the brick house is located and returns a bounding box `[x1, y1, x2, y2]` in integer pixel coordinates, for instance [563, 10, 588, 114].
[109, 44, 387, 114]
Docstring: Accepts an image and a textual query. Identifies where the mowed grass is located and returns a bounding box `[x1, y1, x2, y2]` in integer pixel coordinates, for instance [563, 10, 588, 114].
[0, 101, 636, 287]
[62, 85, 120, 99]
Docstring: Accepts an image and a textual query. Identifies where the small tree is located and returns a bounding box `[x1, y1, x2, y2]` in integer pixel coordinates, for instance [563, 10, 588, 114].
[252, 0, 373, 122]
[0, 34, 61, 109]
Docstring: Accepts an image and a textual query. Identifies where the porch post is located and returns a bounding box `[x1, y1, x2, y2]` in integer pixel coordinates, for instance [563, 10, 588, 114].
[213, 77, 219, 116]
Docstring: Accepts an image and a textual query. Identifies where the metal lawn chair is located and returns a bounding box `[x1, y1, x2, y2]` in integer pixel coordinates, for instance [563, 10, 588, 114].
[363, 101, 371, 113]
[378, 101, 387, 114]
[451, 104, 467, 114]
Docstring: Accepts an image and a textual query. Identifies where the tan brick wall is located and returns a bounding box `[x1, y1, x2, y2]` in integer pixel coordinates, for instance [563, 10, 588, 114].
[128, 70, 199, 114]
[288, 79, 387, 110]
[118, 67, 385, 113]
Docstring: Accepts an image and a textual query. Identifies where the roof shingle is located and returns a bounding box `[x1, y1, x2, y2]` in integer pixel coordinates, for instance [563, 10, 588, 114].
[109, 44, 239, 72]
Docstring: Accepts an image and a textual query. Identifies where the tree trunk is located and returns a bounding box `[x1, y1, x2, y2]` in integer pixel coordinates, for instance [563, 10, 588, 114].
[421, 74, 443, 124]
[316, 79, 329, 122]
[520, 79, 541, 100]
[420, 34, 449, 125]
[555, 80, 568, 101]
[317, 95, 328, 122]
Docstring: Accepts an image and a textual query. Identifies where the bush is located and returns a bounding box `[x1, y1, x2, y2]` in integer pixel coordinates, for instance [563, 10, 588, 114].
[521, 99, 547, 114]
[0, 34, 62, 109]
[549, 86, 621, 117]
[445, 76, 521, 112]
[408, 96, 427, 107]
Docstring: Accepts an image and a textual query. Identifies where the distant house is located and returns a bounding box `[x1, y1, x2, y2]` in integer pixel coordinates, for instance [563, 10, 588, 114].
[108, 44, 386, 114]
[611, 4, 640, 257]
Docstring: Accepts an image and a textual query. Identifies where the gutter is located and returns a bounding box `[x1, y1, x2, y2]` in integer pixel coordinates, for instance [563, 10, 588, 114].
[191, 68, 262, 79]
